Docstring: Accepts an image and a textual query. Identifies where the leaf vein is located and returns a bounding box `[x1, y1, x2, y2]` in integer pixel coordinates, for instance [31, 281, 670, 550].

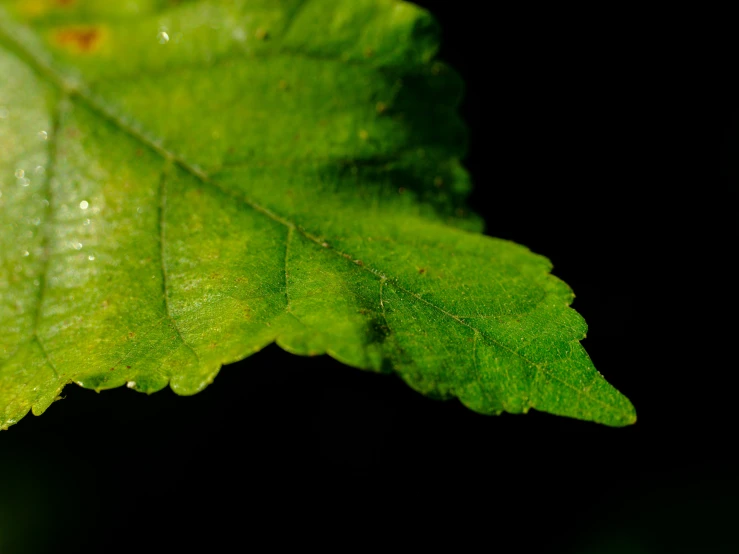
[158, 167, 201, 365]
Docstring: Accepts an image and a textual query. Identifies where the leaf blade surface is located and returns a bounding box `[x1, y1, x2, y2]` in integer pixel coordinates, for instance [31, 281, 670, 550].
[0, 0, 635, 428]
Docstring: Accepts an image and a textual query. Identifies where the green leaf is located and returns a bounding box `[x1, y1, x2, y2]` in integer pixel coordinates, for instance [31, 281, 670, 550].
[0, 0, 635, 429]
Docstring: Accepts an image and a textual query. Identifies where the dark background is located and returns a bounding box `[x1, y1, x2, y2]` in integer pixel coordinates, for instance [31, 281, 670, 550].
[1, 3, 735, 553]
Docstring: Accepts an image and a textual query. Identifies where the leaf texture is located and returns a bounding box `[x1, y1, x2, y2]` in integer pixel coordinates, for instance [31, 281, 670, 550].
[0, 0, 636, 428]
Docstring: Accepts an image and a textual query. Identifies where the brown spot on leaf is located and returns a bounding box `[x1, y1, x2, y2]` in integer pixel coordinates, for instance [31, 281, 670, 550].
[418, 267, 426, 274]
[128, 332, 136, 338]
[53, 26, 107, 54]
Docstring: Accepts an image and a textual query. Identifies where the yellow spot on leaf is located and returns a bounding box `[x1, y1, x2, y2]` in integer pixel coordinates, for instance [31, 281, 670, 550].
[18, 0, 76, 17]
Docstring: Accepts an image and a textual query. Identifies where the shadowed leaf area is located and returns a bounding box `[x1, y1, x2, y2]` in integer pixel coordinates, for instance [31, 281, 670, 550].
[0, 0, 635, 428]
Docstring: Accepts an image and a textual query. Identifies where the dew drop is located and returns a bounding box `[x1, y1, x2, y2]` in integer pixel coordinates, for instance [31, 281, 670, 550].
[22, 250, 29, 257]
[79, 200, 89, 210]
[38, 131, 48, 140]
[88, 254, 96, 261]
[20, 178, 30, 187]
[127, 381, 136, 388]
[157, 31, 170, 44]
[15, 169, 24, 178]
[72, 241, 83, 250]
[34, 165, 45, 175]
[83, 218, 91, 226]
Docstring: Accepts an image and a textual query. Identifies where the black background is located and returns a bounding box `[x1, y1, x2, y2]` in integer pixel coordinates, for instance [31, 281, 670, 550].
[1, 3, 735, 553]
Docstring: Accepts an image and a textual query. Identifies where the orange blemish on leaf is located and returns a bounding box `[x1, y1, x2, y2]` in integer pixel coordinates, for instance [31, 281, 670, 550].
[53, 26, 108, 54]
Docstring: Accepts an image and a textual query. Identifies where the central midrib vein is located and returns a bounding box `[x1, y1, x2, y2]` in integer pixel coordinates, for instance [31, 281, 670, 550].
[0, 19, 628, 419]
